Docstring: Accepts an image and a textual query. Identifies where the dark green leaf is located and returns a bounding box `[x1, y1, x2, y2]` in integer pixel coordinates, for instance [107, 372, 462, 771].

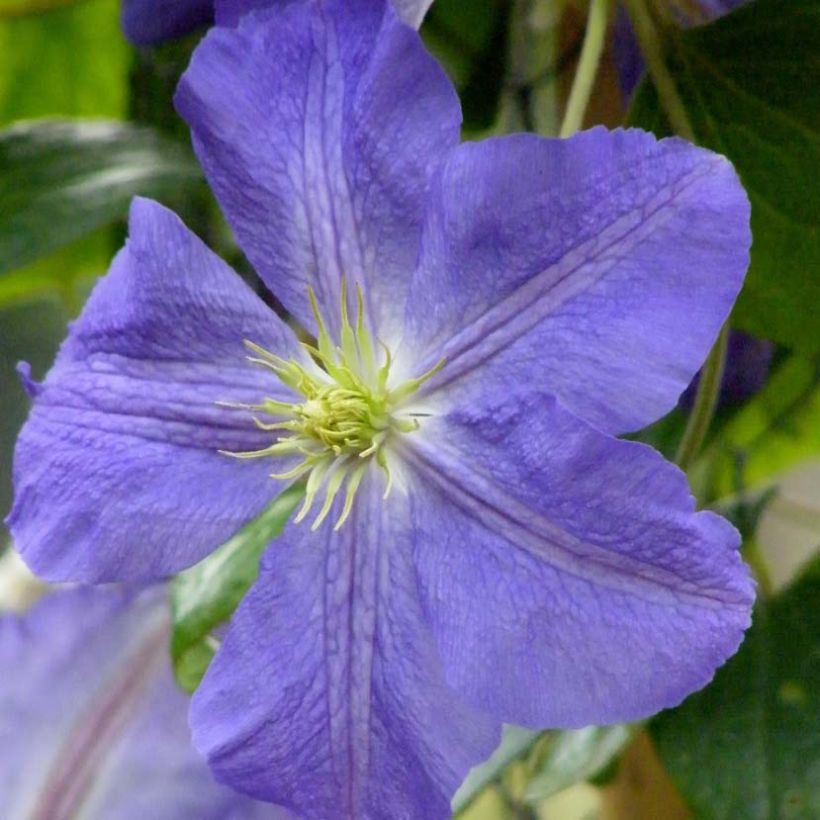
[629, 0, 820, 353]
[422, 0, 506, 92]
[0, 300, 68, 543]
[424, 0, 511, 131]
[652, 559, 820, 820]
[627, 406, 687, 462]
[691, 355, 820, 502]
[170, 485, 304, 693]
[0, 228, 113, 310]
[0, 119, 202, 275]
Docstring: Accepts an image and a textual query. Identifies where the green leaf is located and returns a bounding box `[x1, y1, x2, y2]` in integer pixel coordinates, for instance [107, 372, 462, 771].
[0, 0, 136, 304]
[652, 559, 820, 820]
[0, 119, 202, 275]
[0, 0, 136, 308]
[0, 228, 113, 311]
[629, 0, 820, 353]
[170, 485, 305, 693]
[0, 0, 127, 123]
[691, 355, 820, 501]
[0, 265, 70, 311]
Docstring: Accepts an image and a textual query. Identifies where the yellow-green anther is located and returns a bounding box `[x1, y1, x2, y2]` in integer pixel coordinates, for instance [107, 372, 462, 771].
[355, 284, 376, 377]
[394, 418, 419, 434]
[311, 465, 348, 531]
[377, 341, 392, 393]
[259, 398, 299, 415]
[339, 281, 359, 367]
[389, 357, 446, 403]
[379, 456, 394, 501]
[334, 461, 367, 531]
[308, 287, 335, 365]
[295, 457, 332, 524]
[269, 459, 315, 482]
[223, 282, 445, 530]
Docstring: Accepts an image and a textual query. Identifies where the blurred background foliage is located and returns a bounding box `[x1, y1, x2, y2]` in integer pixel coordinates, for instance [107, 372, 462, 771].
[0, 0, 817, 818]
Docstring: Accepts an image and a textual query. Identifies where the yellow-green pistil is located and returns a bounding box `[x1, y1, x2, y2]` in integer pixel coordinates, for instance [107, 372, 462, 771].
[223, 283, 443, 531]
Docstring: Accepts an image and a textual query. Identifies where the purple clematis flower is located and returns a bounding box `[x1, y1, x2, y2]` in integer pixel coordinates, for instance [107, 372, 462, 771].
[680, 330, 774, 411]
[122, 0, 214, 45]
[10, 0, 754, 816]
[0, 586, 285, 819]
[121, 0, 432, 44]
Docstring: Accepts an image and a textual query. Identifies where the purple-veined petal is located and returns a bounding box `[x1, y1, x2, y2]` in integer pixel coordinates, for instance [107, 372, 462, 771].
[7, 197, 301, 583]
[213, 0, 273, 25]
[176, 0, 461, 340]
[405, 128, 750, 435]
[398, 393, 754, 728]
[190, 475, 499, 819]
[0, 586, 284, 819]
[122, 0, 214, 45]
[216, 0, 434, 29]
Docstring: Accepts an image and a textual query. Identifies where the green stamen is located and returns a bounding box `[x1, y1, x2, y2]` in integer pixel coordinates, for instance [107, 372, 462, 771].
[222, 281, 442, 530]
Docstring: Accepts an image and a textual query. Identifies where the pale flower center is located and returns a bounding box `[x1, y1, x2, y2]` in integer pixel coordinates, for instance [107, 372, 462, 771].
[222, 283, 442, 531]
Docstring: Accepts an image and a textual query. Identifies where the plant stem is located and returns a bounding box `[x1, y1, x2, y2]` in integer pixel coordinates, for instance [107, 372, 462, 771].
[623, 0, 727, 471]
[559, 0, 609, 137]
[623, 0, 696, 141]
[675, 324, 729, 470]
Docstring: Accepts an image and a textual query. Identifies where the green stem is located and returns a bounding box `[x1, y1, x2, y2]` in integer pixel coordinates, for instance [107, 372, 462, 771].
[623, 0, 696, 141]
[675, 324, 729, 470]
[559, 0, 609, 138]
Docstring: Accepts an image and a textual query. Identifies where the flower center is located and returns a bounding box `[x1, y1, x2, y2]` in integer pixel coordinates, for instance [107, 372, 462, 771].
[222, 283, 442, 531]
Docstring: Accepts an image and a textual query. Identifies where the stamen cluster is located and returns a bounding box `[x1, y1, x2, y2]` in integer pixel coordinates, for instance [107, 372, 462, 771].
[223, 283, 442, 530]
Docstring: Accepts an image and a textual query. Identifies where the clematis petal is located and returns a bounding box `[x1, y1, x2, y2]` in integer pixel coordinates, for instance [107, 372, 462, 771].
[213, 0, 272, 25]
[399, 393, 754, 728]
[405, 128, 750, 435]
[176, 0, 461, 340]
[0, 586, 282, 819]
[122, 0, 214, 45]
[8, 197, 301, 583]
[216, 0, 434, 30]
[190, 476, 499, 820]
